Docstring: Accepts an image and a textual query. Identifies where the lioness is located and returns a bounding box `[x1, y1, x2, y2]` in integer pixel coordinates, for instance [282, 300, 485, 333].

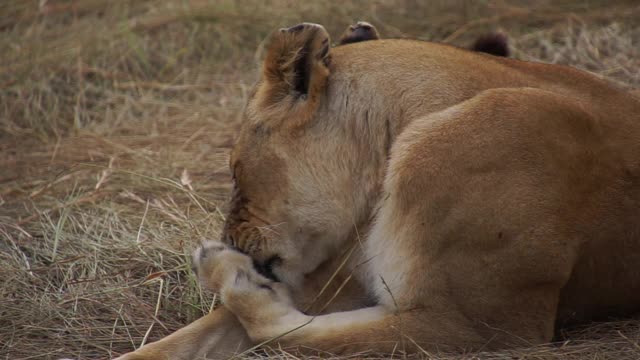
[117, 22, 640, 359]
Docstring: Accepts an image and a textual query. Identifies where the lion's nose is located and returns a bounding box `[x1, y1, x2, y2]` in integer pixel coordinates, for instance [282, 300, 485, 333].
[252, 255, 282, 282]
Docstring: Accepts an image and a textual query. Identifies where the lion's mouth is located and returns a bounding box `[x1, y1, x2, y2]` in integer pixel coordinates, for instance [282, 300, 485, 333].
[252, 255, 282, 282]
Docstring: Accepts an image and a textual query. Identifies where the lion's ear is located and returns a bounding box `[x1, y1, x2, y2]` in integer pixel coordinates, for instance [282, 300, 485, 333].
[339, 21, 379, 45]
[257, 23, 330, 126]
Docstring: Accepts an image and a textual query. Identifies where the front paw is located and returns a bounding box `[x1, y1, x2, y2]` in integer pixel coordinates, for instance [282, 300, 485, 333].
[192, 241, 293, 324]
[192, 240, 252, 293]
[192, 241, 279, 298]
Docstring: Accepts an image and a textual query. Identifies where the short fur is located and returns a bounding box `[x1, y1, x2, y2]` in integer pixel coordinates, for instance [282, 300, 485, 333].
[117, 23, 640, 359]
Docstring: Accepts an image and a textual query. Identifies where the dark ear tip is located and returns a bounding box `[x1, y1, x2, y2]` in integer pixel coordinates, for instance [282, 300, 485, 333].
[286, 23, 306, 33]
[338, 21, 379, 45]
[355, 21, 373, 30]
[471, 32, 510, 57]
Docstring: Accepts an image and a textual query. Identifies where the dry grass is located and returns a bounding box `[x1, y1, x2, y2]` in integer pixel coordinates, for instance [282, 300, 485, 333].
[1, 1, 640, 359]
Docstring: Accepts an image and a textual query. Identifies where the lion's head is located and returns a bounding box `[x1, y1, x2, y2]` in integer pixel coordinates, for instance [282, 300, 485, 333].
[220, 23, 392, 287]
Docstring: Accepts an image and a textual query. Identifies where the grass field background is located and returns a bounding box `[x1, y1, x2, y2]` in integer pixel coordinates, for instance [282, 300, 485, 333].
[2, 1, 640, 359]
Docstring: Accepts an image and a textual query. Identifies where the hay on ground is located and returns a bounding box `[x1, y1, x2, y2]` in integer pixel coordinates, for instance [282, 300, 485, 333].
[1, 1, 639, 359]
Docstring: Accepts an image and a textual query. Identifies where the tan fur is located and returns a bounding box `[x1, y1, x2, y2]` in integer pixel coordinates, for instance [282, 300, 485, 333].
[117, 23, 640, 359]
